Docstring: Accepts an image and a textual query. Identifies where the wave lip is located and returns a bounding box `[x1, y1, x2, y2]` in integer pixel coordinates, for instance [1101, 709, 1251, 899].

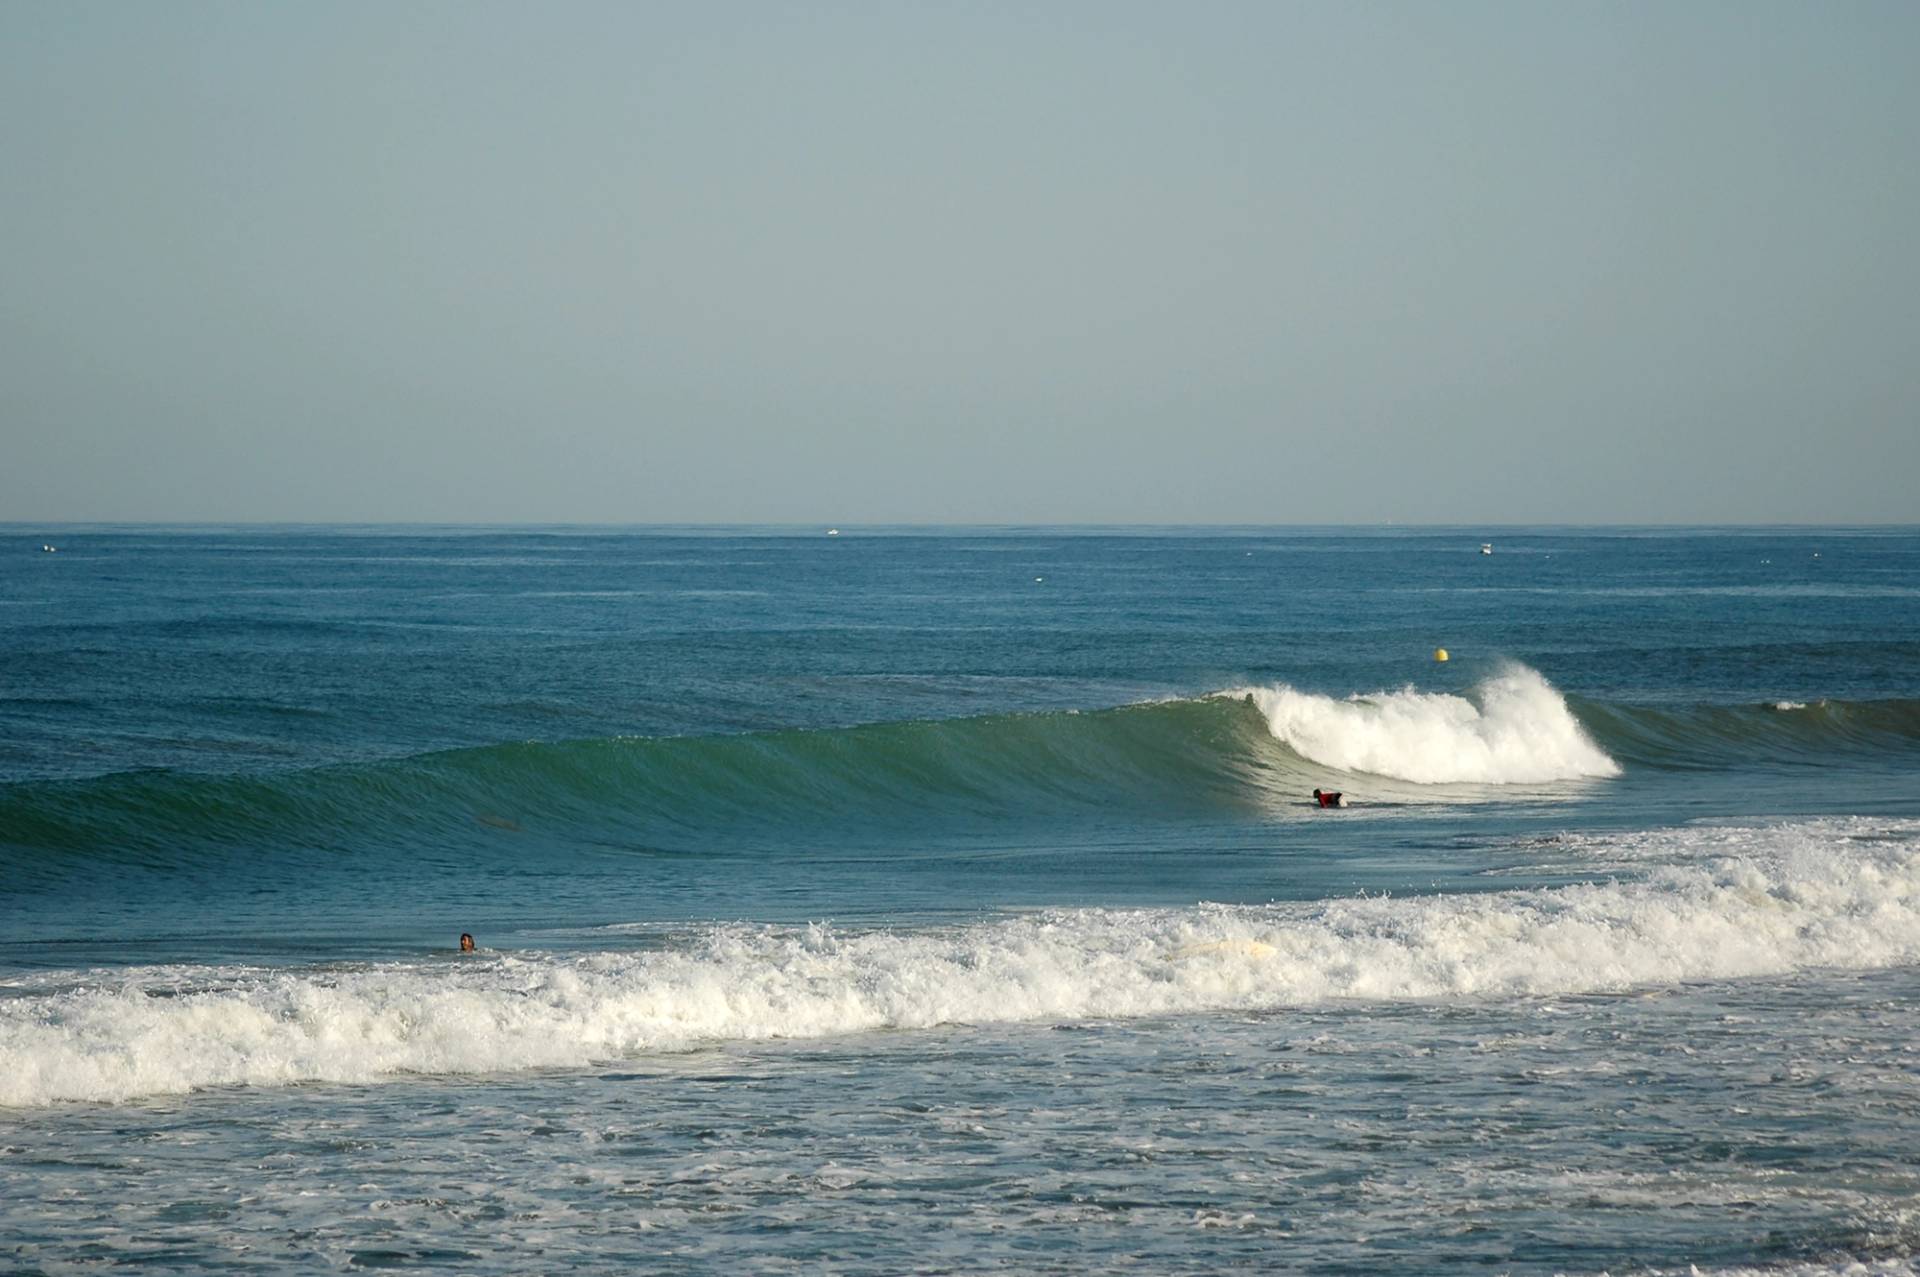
[5, 817, 1917, 1109]
[1239, 664, 1621, 784]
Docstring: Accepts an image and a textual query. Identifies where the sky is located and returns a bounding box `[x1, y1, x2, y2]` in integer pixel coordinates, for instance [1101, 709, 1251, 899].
[2, 0, 1916, 525]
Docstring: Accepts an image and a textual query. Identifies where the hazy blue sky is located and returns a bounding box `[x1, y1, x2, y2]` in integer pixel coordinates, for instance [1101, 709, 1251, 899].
[3, 1, 1915, 523]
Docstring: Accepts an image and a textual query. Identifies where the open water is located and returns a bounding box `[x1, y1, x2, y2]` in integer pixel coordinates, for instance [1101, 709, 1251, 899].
[3, 525, 1918, 1274]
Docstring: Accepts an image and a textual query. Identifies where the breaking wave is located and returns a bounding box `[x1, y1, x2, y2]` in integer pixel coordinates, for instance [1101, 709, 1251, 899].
[1237, 664, 1620, 784]
[6, 664, 1918, 886]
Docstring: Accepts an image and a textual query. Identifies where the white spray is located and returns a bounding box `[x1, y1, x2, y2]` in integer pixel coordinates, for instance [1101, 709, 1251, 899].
[1239, 663, 1620, 784]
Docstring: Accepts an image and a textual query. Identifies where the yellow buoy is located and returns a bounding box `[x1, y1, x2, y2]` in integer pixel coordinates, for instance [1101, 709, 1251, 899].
[1433, 648, 1449, 662]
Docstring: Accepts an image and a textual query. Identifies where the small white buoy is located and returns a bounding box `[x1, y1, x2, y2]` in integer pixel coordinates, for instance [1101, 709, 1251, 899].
[41, 544, 56, 553]
[1034, 576, 1044, 583]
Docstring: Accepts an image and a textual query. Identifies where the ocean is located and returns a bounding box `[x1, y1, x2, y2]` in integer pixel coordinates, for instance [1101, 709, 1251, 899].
[3, 525, 1918, 1274]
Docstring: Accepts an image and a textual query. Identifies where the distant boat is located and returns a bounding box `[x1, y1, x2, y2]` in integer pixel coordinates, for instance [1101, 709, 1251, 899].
[826, 528, 840, 537]
[1480, 543, 1493, 555]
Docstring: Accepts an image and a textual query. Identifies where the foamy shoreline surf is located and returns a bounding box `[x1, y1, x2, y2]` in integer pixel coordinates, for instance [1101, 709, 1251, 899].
[8, 817, 1913, 1108]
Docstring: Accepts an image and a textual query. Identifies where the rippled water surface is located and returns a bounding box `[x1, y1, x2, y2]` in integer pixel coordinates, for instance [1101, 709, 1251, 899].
[3, 526, 1918, 1273]
[8, 969, 1918, 1274]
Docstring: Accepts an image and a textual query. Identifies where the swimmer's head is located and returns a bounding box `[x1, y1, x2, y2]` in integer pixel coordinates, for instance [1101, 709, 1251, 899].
[459, 933, 475, 952]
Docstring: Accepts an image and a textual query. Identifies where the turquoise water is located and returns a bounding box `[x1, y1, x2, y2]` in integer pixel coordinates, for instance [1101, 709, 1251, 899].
[3, 526, 1919, 1273]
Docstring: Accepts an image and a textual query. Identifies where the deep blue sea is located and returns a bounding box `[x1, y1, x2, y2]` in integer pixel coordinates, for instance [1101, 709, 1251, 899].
[4, 525, 1919, 1274]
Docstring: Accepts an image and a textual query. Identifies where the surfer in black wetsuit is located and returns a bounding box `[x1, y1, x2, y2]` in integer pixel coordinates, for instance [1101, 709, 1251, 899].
[1313, 788, 1347, 808]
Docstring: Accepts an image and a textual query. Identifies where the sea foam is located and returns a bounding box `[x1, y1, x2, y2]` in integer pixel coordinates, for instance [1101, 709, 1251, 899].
[3, 818, 1915, 1108]
[1239, 663, 1620, 783]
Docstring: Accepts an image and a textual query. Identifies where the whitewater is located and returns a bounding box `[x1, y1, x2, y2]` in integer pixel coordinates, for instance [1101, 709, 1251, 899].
[1237, 663, 1622, 784]
[4, 525, 1918, 1275]
[5, 817, 1917, 1108]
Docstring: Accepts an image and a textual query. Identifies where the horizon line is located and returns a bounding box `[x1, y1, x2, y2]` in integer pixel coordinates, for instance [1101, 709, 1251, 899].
[7, 520, 1917, 532]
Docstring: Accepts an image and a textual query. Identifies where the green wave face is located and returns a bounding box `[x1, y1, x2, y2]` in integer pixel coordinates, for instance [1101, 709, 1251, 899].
[0, 698, 1293, 881]
[1573, 696, 1920, 770]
